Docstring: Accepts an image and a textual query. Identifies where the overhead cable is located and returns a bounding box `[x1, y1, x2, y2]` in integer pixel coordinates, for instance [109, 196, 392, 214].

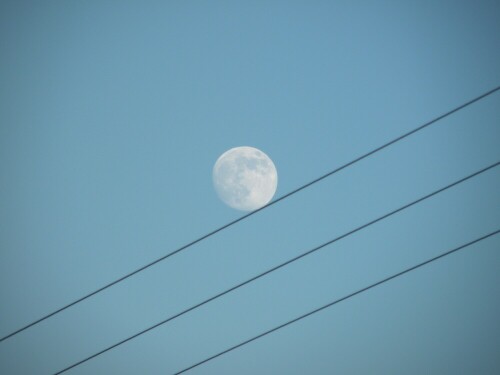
[2, 85, 498, 343]
[174, 229, 500, 374]
[52, 161, 499, 374]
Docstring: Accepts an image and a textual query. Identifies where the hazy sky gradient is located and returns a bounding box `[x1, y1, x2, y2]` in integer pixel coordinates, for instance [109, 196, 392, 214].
[1, 1, 499, 374]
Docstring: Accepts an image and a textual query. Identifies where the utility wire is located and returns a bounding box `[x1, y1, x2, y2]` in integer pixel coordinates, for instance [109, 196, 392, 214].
[2, 86, 499, 344]
[174, 229, 500, 374]
[52, 161, 499, 374]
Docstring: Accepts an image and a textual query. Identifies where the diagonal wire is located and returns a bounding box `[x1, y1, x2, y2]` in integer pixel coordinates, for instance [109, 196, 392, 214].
[2, 86, 499, 343]
[174, 228, 500, 374]
[52, 161, 499, 374]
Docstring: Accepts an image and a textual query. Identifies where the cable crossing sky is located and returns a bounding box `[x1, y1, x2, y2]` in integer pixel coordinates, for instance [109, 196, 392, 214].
[1, 86, 498, 344]
[52, 161, 499, 374]
[172, 229, 500, 374]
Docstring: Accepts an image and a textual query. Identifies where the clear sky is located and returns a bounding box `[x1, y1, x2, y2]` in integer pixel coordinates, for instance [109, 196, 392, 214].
[1, 1, 499, 374]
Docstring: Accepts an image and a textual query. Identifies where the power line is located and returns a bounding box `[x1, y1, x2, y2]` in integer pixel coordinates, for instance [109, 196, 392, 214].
[173, 229, 500, 374]
[52, 161, 499, 374]
[1, 86, 498, 344]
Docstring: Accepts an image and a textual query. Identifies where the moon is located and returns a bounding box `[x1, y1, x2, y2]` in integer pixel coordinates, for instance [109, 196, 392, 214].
[213, 146, 278, 211]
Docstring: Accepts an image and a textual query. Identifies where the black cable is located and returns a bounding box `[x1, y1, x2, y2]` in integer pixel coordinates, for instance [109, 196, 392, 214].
[52, 161, 499, 374]
[174, 229, 500, 374]
[2, 86, 499, 344]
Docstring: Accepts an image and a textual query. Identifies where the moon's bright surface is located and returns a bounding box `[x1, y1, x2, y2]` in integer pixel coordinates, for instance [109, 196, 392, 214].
[213, 146, 278, 211]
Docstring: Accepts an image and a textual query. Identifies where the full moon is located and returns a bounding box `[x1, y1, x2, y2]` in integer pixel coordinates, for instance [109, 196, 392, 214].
[213, 146, 278, 211]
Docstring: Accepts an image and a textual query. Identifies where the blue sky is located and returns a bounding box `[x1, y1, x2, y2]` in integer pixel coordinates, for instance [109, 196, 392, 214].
[1, 1, 499, 374]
